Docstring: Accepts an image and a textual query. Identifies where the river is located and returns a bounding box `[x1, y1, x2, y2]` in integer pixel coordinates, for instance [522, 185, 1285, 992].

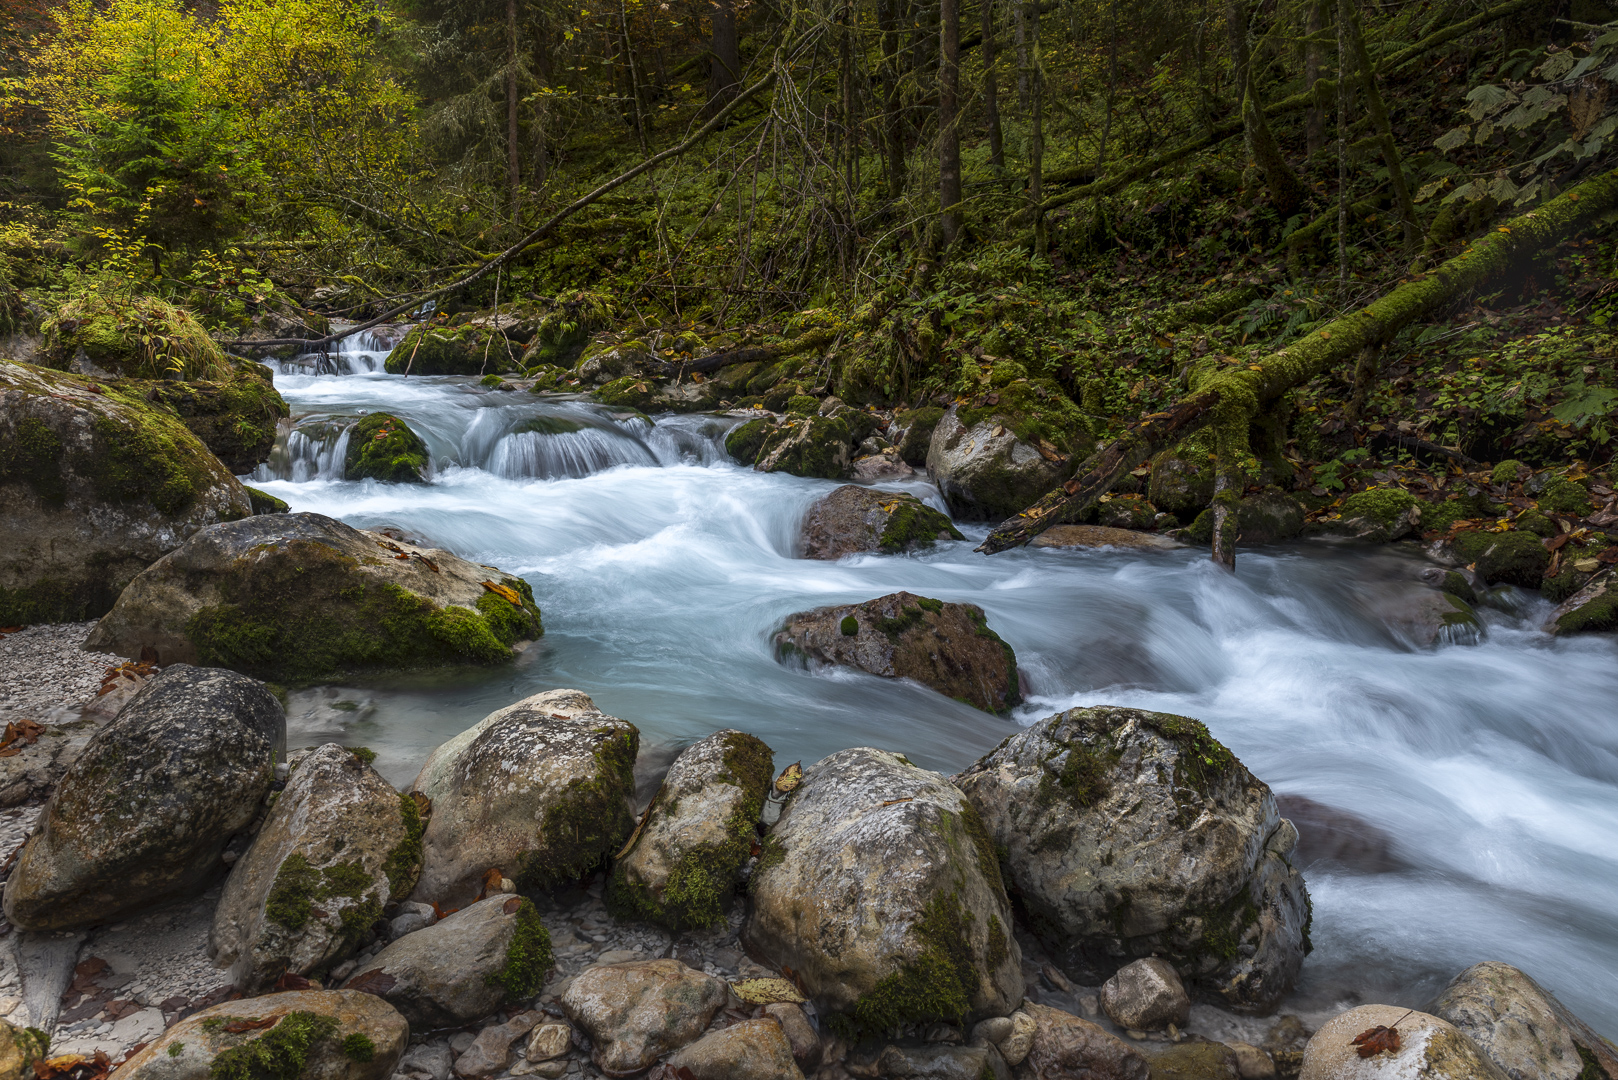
[247, 334, 1618, 1031]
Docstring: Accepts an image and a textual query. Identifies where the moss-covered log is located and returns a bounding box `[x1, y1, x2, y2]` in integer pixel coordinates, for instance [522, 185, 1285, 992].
[979, 167, 1618, 554]
[667, 327, 836, 376]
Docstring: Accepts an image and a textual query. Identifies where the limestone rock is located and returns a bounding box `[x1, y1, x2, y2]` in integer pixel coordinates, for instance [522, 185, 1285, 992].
[1149, 438, 1216, 518]
[927, 406, 1075, 522]
[666, 1018, 806, 1080]
[755, 414, 854, 480]
[1100, 958, 1191, 1031]
[1362, 586, 1482, 648]
[799, 485, 963, 560]
[1443, 530, 1550, 588]
[345, 413, 429, 483]
[999, 1011, 1038, 1067]
[851, 451, 916, 481]
[0, 360, 252, 625]
[211, 743, 420, 993]
[344, 895, 552, 1029]
[136, 364, 290, 474]
[1298, 1005, 1508, 1080]
[1431, 962, 1618, 1080]
[1017, 1003, 1149, 1080]
[953, 706, 1309, 1012]
[4, 665, 283, 931]
[84, 511, 541, 680]
[775, 592, 1020, 714]
[561, 959, 728, 1077]
[1030, 525, 1183, 551]
[742, 747, 1023, 1030]
[112, 989, 407, 1080]
[607, 729, 772, 930]
[892, 406, 945, 466]
[412, 689, 637, 904]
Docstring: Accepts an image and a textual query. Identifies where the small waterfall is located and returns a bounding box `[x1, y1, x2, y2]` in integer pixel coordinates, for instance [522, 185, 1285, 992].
[253, 421, 352, 482]
[486, 425, 659, 479]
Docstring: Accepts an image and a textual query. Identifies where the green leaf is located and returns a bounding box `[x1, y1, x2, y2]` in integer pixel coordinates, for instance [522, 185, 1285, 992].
[1434, 127, 1472, 152]
[1464, 84, 1516, 120]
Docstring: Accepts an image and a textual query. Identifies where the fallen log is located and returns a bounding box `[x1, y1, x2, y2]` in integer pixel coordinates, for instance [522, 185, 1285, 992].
[660, 327, 836, 376]
[978, 167, 1618, 554]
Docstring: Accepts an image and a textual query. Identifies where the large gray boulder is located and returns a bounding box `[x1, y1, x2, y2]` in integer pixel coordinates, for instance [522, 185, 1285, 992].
[410, 689, 638, 905]
[607, 729, 772, 930]
[799, 485, 963, 559]
[1299, 1005, 1507, 1080]
[0, 360, 251, 626]
[345, 896, 553, 1028]
[927, 405, 1076, 521]
[562, 959, 729, 1077]
[3, 665, 283, 931]
[743, 747, 1024, 1030]
[84, 511, 542, 680]
[111, 989, 407, 1080]
[211, 743, 422, 993]
[775, 592, 1020, 714]
[1431, 962, 1618, 1080]
[954, 706, 1309, 1013]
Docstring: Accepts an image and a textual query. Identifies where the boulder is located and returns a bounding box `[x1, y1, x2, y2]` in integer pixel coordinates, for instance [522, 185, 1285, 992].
[0, 1020, 47, 1080]
[851, 451, 916, 481]
[1443, 530, 1550, 588]
[1016, 1003, 1149, 1080]
[211, 743, 422, 993]
[1232, 491, 1307, 545]
[1359, 585, 1482, 648]
[561, 960, 729, 1077]
[665, 1019, 806, 1080]
[1143, 1042, 1241, 1080]
[1297, 1005, 1507, 1080]
[606, 729, 772, 930]
[0, 360, 252, 625]
[344, 895, 553, 1028]
[1030, 525, 1182, 551]
[383, 323, 522, 376]
[763, 1003, 821, 1070]
[137, 363, 291, 473]
[927, 405, 1077, 522]
[574, 340, 651, 384]
[953, 706, 1310, 1012]
[874, 1042, 1010, 1079]
[755, 414, 854, 479]
[83, 512, 541, 680]
[3, 665, 283, 931]
[1430, 962, 1618, 1080]
[800, 486, 964, 560]
[112, 989, 407, 1080]
[743, 747, 1024, 1030]
[452, 1011, 544, 1077]
[1100, 958, 1191, 1031]
[411, 689, 637, 904]
[1547, 569, 1617, 635]
[892, 406, 945, 466]
[774, 592, 1020, 714]
[1330, 489, 1420, 543]
[40, 294, 231, 381]
[1227, 1042, 1277, 1080]
[725, 417, 776, 466]
[345, 414, 428, 483]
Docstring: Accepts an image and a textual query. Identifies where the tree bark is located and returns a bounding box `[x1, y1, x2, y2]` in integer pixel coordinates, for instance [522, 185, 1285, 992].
[981, 0, 1003, 171]
[939, 0, 962, 245]
[878, 0, 907, 198]
[705, 0, 741, 118]
[1305, 0, 1326, 155]
[977, 167, 1618, 553]
[1024, 0, 1044, 253]
[1228, 0, 1307, 215]
[1346, 0, 1420, 251]
[507, 0, 520, 223]
[661, 327, 837, 375]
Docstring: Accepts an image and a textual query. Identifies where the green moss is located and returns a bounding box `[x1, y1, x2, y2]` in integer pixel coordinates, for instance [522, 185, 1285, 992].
[168, 1042, 185, 1058]
[894, 407, 944, 465]
[207, 1011, 338, 1080]
[1196, 886, 1259, 963]
[965, 606, 1021, 711]
[245, 487, 290, 515]
[875, 602, 928, 642]
[840, 614, 859, 636]
[956, 377, 1093, 456]
[0, 575, 123, 626]
[849, 891, 978, 1032]
[348, 747, 377, 765]
[479, 374, 504, 388]
[1141, 712, 1239, 799]
[1575, 1042, 1610, 1080]
[1340, 487, 1417, 528]
[344, 414, 428, 484]
[382, 792, 426, 901]
[45, 294, 230, 381]
[785, 394, 820, 415]
[2, 416, 67, 504]
[512, 415, 585, 435]
[1037, 741, 1113, 811]
[522, 726, 638, 891]
[475, 581, 544, 646]
[749, 834, 786, 893]
[139, 369, 291, 473]
[1516, 510, 1558, 537]
[484, 898, 554, 999]
[984, 913, 1009, 971]
[383, 324, 518, 376]
[594, 375, 659, 411]
[1491, 460, 1526, 485]
[339, 1034, 374, 1063]
[879, 499, 964, 553]
[1539, 478, 1594, 515]
[1556, 586, 1618, 635]
[1439, 571, 1478, 605]
[724, 417, 776, 465]
[1450, 530, 1551, 588]
[264, 852, 381, 945]
[754, 414, 853, 479]
[959, 801, 1004, 896]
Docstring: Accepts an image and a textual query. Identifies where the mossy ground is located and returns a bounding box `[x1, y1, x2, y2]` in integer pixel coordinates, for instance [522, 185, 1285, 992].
[344, 413, 428, 483]
[44, 293, 232, 381]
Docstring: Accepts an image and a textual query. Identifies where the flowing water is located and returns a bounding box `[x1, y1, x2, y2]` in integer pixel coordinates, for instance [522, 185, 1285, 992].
[249, 335, 1618, 1031]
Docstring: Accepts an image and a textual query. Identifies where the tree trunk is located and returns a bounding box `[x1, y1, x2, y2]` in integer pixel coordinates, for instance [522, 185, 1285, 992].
[507, 0, 520, 223]
[705, 0, 741, 118]
[1025, 0, 1044, 253]
[620, 0, 648, 152]
[981, 0, 1004, 171]
[1305, 0, 1326, 155]
[1346, 0, 1420, 251]
[1228, 0, 1307, 215]
[976, 166, 1618, 553]
[1096, 0, 1117, 168]
[939, 0, 962, 245]
[879, 0, 907, 198]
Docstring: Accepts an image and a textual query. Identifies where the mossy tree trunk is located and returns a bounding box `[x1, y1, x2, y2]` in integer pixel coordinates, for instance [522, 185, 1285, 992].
[1228, 0, 1308, 216]
[1347, 0, 1420, 252]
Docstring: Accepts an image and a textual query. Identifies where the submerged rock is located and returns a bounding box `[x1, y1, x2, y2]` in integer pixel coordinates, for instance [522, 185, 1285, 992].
[562, 959, 728, 1077]
[0, 360, 252, 625]
[927, 403, 1078, 521]
[607, 729, 772, 930]
[775, 591, 1020, 713]
[1431, 962, 1618, 1080]
[84, 512, 541, 680]
[113, 989, 408, 1080]
[410, 688, 638, 905]
[1298, 1005, 1506, 1080]
[799, 485, 964, 559]
[4, 665, 284, 931]
[953, 706, 1310, 1012]
[345, 413, 429, 483]
[211, 743, 421, 993]
[743, 747, 1024, 1031]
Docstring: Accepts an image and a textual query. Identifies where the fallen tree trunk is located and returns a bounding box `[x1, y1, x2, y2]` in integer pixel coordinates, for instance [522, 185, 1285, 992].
[978, 167, 1618, 554]
[661, 327, 836, 376]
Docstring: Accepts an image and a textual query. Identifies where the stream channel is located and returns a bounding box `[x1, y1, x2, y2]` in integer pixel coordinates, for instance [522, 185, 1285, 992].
[247, 333, 1618, 1031]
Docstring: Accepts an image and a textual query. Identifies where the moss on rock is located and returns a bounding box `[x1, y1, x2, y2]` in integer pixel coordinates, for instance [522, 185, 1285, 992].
[383, 324, 520, 376]
[43, 294, 232, 381]
[1450, 530, 1551, 588]
[957, 377, 1093, 456]
[207, 1011, 338, 1080]
[1341, 487, 1417, 529]
[785, 394, 820, 415]
[484, 898, 554, 998]
[381, 793, 425, 901]
[521, 726, 638, 891]
[593, 375, 659, 411]
[344, 414, 428, 484]
[1538, 478, 1594, 515]
[878, 499, 964, 552]
[849, 891, 979, 1032]
[724, 418, 775, 465]
[244, 487, 289, 515]
[137, 366, 290, 474]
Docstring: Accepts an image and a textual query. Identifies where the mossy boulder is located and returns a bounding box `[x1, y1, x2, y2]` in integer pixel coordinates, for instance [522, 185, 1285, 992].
[1432, 961, 1618, 1080]
[344, 414, 428, 483]
[755, 414, 854, 479]
[0, 360, 253, 625]
[953, 705, 1311, 1012]
[84, 512, 541, 679]
[41, 293, 232, 381]
[724, 417, 776, 465]
[1096, 494, 1159, 532]
[577, 340, 653, 384]
[409, 688, 638, 906]
[1148, 432, 1217, 518]
[343, 894, 553, 1029]
[112, 989, 407, 1080]
[1537, 478, 1595, 516]
[607, 729, 773, 931]
[1448, 530, 1551, 588]
[1515, 510, 1559, 538]
[1335, 487, 1420, 542]
[741, 747, 1024, 1032]
[1547, 569, 1618, 635]
[927, 395, 1086, 521]
[1490, 460, 1528, 485]
[246, 486, 290, 515]
[594, 375, 660, 411]
[212, 743, 421, 994]
[383, 323, 520, 376]
[137, 363, 291, 473]
[775, 591, 1020, 714]
[3, 665, 284, 931]
[799, 485, 964, 559]
[893, 406, 945, 466]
